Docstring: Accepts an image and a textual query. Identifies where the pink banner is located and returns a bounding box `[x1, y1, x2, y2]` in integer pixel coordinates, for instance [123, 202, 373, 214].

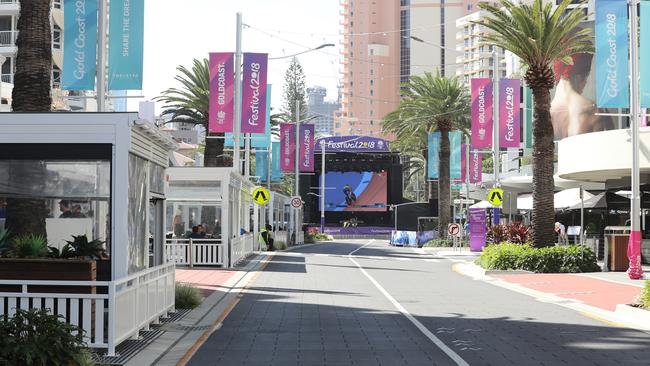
[299, 124, 315, 172]
[499, 79, 521, 148]
[461, 145, 482, 183]
[208, 52, 234, 133]
[241, 53, 268, 134]
[280, 123, 295, 172]
[471, 78, 493, 148]
[470, 149, 482, 183]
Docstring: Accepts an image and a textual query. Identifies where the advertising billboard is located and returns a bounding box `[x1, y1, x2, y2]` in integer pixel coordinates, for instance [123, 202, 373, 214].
[320, 171, 387, 212]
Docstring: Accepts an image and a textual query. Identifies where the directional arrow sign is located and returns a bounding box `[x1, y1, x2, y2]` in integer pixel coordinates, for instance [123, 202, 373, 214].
[487, 187, 504, 206]
[252, 187, 270, 206]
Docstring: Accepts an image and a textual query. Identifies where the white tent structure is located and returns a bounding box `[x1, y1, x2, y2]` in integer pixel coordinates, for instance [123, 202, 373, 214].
[517, 188, 594, 210]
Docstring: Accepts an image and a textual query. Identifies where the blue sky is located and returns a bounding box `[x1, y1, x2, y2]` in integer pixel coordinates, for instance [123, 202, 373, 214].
[131, 0, 341, 113]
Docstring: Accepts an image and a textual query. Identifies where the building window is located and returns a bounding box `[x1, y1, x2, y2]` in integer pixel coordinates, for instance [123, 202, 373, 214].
[370, 48, 374, 56]
[370, 110, 373, 116]
[53, 25, 61, 50]
[369, 89, 374, 97]
[52, 66, 61, 87]
[335, 122, 341, 128]
[370, 120, 374, 125]
[370, 69, 374, 76]
[53, 0, 62, 9]
[370, 79, 374, 86]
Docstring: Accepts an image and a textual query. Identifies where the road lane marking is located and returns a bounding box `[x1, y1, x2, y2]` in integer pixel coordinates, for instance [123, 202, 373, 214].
[348, 240, 470, 366]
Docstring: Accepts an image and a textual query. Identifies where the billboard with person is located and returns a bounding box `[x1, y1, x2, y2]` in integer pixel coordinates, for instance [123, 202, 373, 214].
[320, 171, 387, 212]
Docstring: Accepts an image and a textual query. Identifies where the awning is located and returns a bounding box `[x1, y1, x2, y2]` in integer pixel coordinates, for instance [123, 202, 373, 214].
[469, 200, 495, 209]
[517, 188, 594, 210]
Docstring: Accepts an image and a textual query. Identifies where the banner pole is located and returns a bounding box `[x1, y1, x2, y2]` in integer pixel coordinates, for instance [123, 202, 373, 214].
[233, 12, 243, 172]
[492, 48, 500, 186]
[96, 0, 107, 112]
[295, 103, 301, 241]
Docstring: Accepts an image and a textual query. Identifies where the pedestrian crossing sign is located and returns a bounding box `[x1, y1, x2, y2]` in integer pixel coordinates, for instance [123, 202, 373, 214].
[252, 187, 270, 205]
[488, 188, 504, 206]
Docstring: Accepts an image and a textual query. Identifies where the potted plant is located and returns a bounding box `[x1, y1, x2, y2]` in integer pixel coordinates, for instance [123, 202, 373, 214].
[61, 235, 111, 282]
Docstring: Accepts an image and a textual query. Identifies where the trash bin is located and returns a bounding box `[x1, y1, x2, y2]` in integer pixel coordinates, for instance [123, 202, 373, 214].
[604, 226, 630, 271]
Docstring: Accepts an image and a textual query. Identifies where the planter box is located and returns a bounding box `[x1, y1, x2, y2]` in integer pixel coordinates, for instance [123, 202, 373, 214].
[0, 258, 96, 293]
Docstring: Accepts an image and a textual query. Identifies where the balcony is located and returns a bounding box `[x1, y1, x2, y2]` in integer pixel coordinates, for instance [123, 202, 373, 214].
[0, 30, 16, 54]
[1, 73, 12, 83]
[0, 0, 19, 15]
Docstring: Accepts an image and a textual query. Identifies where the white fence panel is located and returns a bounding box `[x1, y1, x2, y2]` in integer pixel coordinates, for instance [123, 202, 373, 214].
[164, 238, 225, 267]
[230, 233, 256, 266]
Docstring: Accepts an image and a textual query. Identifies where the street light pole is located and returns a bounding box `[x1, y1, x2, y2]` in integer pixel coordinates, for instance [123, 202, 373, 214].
[233, 12, 243, 173]
[320, 140, 326, 233]
[492, 48, 500, 185]
[628, 0, 643, 279]
[294, 103, 301, 239]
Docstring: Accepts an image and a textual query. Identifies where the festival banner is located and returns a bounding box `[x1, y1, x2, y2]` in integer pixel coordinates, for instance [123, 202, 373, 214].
[471, 78, 493, 148]
[595, 0, 629, 108]
[427, 132, 440, 180]
[641, 2, 650, 108]
[499, 79, 521, 148]
[470, 149, 482, 183]
[450, 131, 462, 180]
[225, 84, 272, 148]
[255, 151, 269, 182]
[208, 52, 234, 133]
[108, 0, 145, 90]
[280, 123, 295, 172]
[299, 124, 315, 172]
[315, 136, 390, 153]
[271, 141, 283, 181]
[62, 0, 98, 90]
[241, 53, 268, 133]
[469, 208, 487, 252]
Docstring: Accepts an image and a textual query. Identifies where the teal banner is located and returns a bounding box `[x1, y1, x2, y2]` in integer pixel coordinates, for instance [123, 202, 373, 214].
[255, 151, 269, 182]
[427, 132, 440, 180]
[108, 0, 145, 90]
[642, 2, 650, 107]
[595, 0, 629, 108]
[524, 87, 533, 148]
[62, 0, 97, 90]
[271, 141, 283, 182]
[226, 85, 272, 148]
[450, 131, 462, 179]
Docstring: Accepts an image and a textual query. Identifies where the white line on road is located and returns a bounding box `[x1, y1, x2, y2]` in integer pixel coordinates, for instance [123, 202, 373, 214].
[348, 240, 470, 366]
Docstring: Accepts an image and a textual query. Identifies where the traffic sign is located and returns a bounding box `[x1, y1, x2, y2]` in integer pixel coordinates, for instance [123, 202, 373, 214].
[252, 187, 270, 206]
[448, 223, 461, 237]
[487, 187, 504, 206]
[290, 196, 303, 209]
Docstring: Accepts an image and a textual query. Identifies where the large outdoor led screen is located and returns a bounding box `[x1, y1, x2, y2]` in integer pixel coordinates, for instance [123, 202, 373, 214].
[320, 171, 387, 212]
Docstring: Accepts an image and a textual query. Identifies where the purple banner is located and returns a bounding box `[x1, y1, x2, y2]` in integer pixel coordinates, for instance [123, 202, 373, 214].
[208, 52, 234, 133]
[280, 123, 295, 172]
[468, 208, 487, 252]
[470, 149, 482, 183]
[471, 78, 493, 148]
[317, 226, 393, 235]
[299, 124, 315, 172]
[316, 136, 390, 153]
[499, 79, 520, 148]
[241, 53, 268, 134]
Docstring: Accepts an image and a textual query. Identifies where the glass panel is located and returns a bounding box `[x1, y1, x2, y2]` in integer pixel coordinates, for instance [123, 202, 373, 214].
[166, 202, 222, 239]
[128, 154, 147, 274]
[149, 163, 165, 195]
[167, 180, 222, 201]
[0, 160, 111, 252]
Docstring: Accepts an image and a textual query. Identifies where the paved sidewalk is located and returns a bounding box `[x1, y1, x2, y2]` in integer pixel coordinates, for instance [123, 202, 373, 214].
[176, 268, 238, 297]
[493, 273, 644, 311]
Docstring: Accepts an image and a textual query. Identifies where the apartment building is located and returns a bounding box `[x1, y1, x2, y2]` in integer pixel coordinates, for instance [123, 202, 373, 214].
[306, 85, 341, 136]
[455, 10, 507, 84]
[338, 0, 473, 138]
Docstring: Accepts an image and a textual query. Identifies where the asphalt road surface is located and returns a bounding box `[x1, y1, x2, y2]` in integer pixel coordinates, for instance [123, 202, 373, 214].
[188, 239, 650, 366]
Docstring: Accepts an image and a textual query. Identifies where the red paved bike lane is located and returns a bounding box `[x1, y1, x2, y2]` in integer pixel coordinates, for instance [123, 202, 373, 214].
[176, 269, 238, 297]
[492, 273, 643, 311]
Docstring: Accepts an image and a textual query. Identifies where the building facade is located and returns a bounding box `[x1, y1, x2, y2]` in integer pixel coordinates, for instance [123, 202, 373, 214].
[306, 85, 341, 136]
[455, 10, 507, 84]
[338, 0, 473, 138]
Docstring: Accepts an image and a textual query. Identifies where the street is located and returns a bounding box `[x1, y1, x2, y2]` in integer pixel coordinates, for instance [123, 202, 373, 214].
[187, 240, 650, 366]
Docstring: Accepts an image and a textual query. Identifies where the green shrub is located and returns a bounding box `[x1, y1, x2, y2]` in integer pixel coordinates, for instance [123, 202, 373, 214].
[276, 240, 287, 250]
[423, 239, 468, 247]
[65, 235, 106, 259]
[477, 243, 601, 273]
[641, 281, 650, 309]
[0, 227, 11, 256]
[175, 283, 202, 309]
[11, 234, 48, 258]
[0, 308, 94, 365]
[487, 222, 531, 244]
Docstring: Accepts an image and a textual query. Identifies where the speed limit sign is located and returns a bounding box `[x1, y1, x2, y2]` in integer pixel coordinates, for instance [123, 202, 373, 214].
[290, 196, 303, 209]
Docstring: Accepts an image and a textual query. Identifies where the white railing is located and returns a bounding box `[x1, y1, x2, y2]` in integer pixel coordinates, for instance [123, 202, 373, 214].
[0, 262, 175, 356]
[231, 233, 255, 266]
[0, 31, 16, 46]
[296, 231, 305, 245]
[164, 238, 225, 267]
[1, 73, 12, 83]
[275, 230, 289, 246]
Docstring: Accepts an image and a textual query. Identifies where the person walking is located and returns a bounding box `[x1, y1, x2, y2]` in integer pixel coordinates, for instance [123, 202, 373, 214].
[554, 222, 568, 245]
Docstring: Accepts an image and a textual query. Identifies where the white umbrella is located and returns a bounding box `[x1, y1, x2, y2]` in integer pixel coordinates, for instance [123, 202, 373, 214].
[469, 200, 494, 209]
[517, 188, 594, 210]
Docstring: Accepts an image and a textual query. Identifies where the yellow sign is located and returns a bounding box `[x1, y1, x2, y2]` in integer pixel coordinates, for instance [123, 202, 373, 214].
[252, 187, 270, 205]
[488, 187, 504, 206]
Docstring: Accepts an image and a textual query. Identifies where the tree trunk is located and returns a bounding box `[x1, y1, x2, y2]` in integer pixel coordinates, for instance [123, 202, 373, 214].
[531, 87, 556, 247]
[6, 0, 52, 238]
[438, 126, 451, 235]
[204, 132, 229, 167]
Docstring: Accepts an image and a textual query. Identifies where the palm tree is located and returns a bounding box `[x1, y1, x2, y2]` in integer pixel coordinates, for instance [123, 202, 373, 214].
[477, 0, 592, 247]
[4, 0, 52, 238]
[156, 58, 228, 167]
[383, 73, 470, 234]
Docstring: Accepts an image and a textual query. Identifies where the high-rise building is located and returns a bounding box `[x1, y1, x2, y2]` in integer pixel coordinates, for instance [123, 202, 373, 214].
[338, 0, 473, 139]
[306, 85, 340, 136]
[455, 10, 507, 84]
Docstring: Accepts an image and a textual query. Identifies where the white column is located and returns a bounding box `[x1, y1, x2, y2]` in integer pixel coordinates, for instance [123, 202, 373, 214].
[96, 0, 107, 111]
